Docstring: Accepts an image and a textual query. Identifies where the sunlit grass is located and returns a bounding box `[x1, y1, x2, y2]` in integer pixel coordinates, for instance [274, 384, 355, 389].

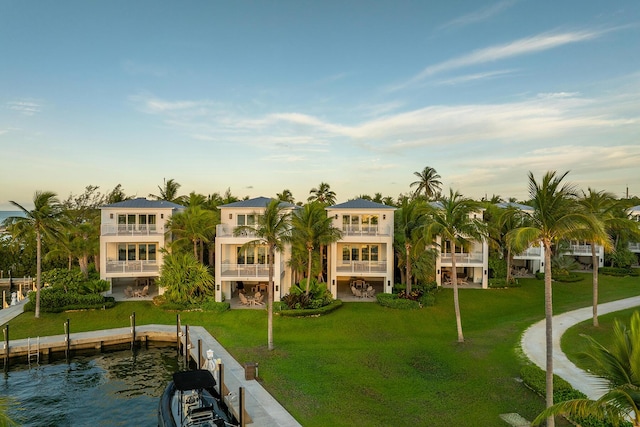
[4, 273, 639, 426]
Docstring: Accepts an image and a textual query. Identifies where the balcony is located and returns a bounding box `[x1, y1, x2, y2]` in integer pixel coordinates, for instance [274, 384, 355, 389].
[216, 224, 258, 238]
[220, 263, 271, 278]
[341, 225, 391, 237]
[102, 225, 161, 236]
[515, 246, 542, 258]
[440, 253, 484, 264]
[105, 260, 159, 274]
[568, 244, 595, 256]
[336, 261, 388, 274]
[629, 242, 640, 252]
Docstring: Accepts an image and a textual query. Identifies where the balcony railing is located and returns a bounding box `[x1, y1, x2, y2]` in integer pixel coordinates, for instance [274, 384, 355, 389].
[105, 260, 159, 273]
[102, 225, 161, 236]
[568, 244, 596, 255]
[629, 242, 640, 252]
[440, 253, 484, 263]
[341, 225, 391, 237]
[220, 263, 270, 278]
[336, 261, 388, 273]
[515, 246, 542, 257]
[216, 224, 258, 238]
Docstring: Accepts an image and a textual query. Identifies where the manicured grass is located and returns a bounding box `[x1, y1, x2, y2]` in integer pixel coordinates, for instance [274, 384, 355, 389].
[5, 273, 640, 426]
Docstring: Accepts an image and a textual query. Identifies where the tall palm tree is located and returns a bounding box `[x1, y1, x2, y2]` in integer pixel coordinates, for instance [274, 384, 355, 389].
[307, 182, 337, 206]
[423, 189, 487, 343]
[394, 198, 427, 293]
[496, 205, 532, 283]
[533, 310, 640, 426]
[577, 189, 619, 327]
[508, 171, 603, 427]
[291, 202, 342, 295]
[234, 199, 292, 350]
[410, 166, 442, 200]
[149, 178, 186, 205]
[7, 191, 63, 318]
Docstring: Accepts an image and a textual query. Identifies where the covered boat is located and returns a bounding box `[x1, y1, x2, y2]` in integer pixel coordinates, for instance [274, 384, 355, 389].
[158, 369, 239, 427]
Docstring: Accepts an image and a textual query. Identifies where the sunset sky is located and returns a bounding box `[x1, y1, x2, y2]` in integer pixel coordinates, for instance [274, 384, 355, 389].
[1, 0, 639, 209]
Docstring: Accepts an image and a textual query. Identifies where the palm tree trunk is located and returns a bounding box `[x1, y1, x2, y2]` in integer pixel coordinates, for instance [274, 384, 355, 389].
[544, 241, 555, 427]
[268, 246, 275, 351]
[193, 239, 198, 260]
[506, 247, 512, 283]
[35, 230, 42, 319]
[591, 243, 599, 327]
[451, 243, 464, 343]
[405, 243, 412, 293]
[305, 245, 312, 295]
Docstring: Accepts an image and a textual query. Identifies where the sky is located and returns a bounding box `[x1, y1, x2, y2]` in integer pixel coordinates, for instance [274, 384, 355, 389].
[1, 0, 639, 210]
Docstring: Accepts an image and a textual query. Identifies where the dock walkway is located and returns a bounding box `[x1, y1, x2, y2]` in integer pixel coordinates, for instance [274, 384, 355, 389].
[0, 300, 301, 427]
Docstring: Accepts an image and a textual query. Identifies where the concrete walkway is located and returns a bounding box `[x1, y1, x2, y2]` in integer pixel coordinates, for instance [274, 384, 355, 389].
[521, 296, 640, 400]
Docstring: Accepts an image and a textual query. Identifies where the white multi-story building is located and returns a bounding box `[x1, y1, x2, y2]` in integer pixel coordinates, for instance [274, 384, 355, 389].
[214, 197, 297, 302]
[628, 205, 640, 262]
[99, 198, 184, 294]
[325, 199, 396, 298]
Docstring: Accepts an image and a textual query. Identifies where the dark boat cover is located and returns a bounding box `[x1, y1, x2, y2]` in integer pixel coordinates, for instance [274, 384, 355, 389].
[173, 370, 217, 391]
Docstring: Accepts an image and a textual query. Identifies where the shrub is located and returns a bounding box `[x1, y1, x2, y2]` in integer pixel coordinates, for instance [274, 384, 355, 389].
[599, 267, 639, 277]
[42, 268, 84, 292]
[376, 293, 421, 309]
[277, 299, 342, 317]
[24, 289, 114, 313]
[553, 273, 584, 283]
[281, 279, 333, 309]
[488, 255, 507, 279]
[488, 278, 521, 288]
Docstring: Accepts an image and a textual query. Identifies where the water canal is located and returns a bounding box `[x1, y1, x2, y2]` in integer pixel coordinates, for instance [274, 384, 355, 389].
[0, 345, 181, 426]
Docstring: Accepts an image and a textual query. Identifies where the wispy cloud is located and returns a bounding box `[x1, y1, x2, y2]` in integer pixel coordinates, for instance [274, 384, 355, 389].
[392, 28, 608, 91]
[435, 69, 516, 86]
[7, 100, 42, 116]
[437, 0, 517, 31]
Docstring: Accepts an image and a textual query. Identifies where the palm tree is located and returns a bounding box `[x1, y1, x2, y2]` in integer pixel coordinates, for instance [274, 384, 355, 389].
[533, 310, 640, 426]
[394, 198, 427, 293]
[276, 189, 295, 204]
[291, 202, 342, 295]
[496, 205, 532, 283]
[157, 252, 214, 304]
[410, 166, 442, 200]
[234, 199, 292, 351]
[423, 189, 487, 343]
[307, 182, 337, 206]
[7, 191, 63, 318]
[508, 171, 604, 427]
[167, 206, 218, 262]
[149, 178, 186, 205]
[577, 189, 619, 327]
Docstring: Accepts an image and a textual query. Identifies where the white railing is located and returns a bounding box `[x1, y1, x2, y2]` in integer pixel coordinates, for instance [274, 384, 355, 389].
[220, 263, 270, 278]
[105, 260, 159, 273]
[101, 225, 161, 236]
[628, 242, 640, 252]
[440, 253, 484, 263]
[336, 261, 388, 273]
[515, 246, 542, 257]
[216, 224, 258, 238]
[568, 244, 594, 255]
[341, 225, 391, 236]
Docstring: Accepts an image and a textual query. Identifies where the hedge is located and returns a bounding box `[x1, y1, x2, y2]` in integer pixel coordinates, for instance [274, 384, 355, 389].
[599, 267, 639, 277]
[276, 299, 343, 317]
[24, 290, 115, 313]
[534, 272, 584, 282]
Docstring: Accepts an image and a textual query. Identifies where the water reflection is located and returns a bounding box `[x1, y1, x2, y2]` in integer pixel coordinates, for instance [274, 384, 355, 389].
[0, 345, 181, 426]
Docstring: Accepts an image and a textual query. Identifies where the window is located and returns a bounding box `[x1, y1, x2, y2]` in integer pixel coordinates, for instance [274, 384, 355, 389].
[258, 247, 266, 264]
[362, 245, 369, 261]
[118, 243, 157, 262]
[128, 244, 136, 261]
[139, 244, 147, 261]
[342, 246, 350, 261]
[237, 246, 266, 264]
[118, 244, 127, 261]
[371, 245, 379, 261]
[237, 215, 246, 226]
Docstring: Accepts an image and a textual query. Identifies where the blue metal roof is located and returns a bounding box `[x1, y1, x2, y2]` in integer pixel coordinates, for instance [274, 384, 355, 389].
[218, 196, 296, 209]
[101, 197, 184, 209]
[328, 198, 396, 210]
[496, 202, 534, 212]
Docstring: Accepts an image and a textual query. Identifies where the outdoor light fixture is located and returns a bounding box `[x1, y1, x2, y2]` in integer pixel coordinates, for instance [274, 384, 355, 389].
[229, 214, 232, 219]
[383, 214, 386, 220]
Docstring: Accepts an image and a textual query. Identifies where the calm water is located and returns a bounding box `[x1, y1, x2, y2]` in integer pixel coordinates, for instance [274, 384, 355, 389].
[0, 345, 181, 426]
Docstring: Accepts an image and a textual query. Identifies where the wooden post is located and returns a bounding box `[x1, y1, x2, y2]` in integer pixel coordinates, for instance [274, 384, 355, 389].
[184, 325, 190, 370]
[219, 362, 225, 397]
[239, 386, 245, 427]
[197, 339, 202, 369]
[176, 314, 181, 355]
[3, 325, 9, 371]
[130, 312, 136, 350]
[65, 318, 70, 362]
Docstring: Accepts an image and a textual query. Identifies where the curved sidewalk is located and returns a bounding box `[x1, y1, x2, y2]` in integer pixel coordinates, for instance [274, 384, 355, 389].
[521, 296, 640, 400]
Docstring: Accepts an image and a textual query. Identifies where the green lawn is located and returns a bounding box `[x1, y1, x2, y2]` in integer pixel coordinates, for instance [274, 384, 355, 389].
[5, 273, 640, 427]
